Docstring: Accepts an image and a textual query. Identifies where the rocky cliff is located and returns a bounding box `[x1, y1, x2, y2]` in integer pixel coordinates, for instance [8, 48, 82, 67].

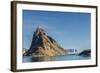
[23, 27, 65, 57]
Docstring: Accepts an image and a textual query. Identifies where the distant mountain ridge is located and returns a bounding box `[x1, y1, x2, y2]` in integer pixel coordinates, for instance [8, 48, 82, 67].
[23, 27, 65, 57]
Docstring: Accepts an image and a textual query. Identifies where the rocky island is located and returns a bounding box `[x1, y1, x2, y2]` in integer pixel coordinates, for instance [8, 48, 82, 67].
[23, 27, 65, 57]
[78, 49, 91, 57]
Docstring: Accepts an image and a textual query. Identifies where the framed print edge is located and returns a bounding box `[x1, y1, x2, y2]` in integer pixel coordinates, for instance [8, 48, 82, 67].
[11, 1, 98, 72]
[11, 1, 17, 72]
[96, 6, 98, 67]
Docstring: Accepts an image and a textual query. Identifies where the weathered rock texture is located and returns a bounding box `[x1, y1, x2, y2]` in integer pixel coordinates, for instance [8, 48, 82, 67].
[24, 27, 65, 57]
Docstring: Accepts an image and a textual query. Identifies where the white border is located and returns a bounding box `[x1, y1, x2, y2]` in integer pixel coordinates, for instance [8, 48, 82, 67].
[17, 3, 96, 69]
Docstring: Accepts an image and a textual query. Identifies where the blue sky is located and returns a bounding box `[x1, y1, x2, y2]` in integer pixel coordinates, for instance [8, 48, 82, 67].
[23, 10, 91, 51]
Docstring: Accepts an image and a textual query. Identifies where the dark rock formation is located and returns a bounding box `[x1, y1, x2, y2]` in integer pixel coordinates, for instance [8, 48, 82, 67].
[23, 27, 65, 57]
[78, 49, 91, 57]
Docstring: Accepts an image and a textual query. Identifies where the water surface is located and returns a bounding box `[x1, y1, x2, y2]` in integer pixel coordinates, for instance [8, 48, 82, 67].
[23, 54, 91, 62]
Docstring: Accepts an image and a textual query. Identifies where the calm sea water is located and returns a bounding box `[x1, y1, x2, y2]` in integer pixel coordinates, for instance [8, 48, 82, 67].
[23, 54, 91, 62]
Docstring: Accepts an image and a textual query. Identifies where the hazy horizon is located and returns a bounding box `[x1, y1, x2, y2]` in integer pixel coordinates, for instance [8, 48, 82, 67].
[23, 10, 91, 51]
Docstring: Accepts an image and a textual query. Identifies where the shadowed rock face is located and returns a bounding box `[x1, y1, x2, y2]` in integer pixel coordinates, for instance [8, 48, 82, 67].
[23, 27, 65, 57]
[78, 49, 91, 57]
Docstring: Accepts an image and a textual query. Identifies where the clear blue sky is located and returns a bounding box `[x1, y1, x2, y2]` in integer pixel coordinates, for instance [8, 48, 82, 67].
[23, 10, 91, 51]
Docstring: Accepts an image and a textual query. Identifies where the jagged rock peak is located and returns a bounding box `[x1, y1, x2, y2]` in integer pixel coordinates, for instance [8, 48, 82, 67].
[24, 27, 65, 57]
[35, 26, 47, 36]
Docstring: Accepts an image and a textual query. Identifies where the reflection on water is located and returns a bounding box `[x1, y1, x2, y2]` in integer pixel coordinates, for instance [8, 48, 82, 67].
[23, 55, 91, 62]
[31, 56, 54, 62]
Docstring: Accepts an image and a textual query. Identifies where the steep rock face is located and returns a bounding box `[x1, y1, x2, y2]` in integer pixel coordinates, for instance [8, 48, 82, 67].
[24, 27, 65, 57]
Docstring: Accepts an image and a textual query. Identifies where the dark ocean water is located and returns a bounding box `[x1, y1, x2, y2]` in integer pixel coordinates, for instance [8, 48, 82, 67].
[23, 54, 91, 62]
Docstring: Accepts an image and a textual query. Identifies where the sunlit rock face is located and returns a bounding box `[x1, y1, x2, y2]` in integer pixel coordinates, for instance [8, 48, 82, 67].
[24, 27, 65, 57]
